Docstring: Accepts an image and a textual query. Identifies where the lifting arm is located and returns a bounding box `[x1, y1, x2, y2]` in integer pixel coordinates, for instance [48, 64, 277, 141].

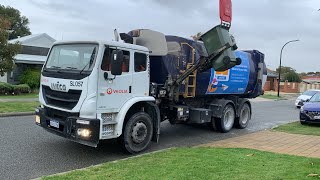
[167, 42, 232, 101]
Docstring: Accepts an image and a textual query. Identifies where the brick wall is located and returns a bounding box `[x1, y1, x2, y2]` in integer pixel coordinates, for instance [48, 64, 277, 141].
[264, 81, 271, 91]
[274, 81, 300, 93]
[282, 82, 300, 93]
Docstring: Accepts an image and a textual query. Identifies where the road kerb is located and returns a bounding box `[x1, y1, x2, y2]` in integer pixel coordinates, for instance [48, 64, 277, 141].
[0, 112, 35, 117]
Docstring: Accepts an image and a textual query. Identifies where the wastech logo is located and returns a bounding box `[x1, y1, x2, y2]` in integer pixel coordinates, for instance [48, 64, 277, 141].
[106, 88, 128, 95]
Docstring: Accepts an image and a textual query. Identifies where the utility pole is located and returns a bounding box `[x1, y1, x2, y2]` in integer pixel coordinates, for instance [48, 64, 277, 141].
[277, 40, 299, 97]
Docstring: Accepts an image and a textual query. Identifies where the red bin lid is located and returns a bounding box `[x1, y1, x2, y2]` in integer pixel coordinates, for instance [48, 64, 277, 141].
[220, 0, 232, 25]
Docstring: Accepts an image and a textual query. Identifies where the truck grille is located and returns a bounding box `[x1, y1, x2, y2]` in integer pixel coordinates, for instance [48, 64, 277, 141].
[42, 85, 82, 110]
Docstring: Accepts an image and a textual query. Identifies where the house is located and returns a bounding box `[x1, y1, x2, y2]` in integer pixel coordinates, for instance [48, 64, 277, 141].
[0, 33, 56, 84]
[264, 68, 278, 91]
[302, 76, 320, 84]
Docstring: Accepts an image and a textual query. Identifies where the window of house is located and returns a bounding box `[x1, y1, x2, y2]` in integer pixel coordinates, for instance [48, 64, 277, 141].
[101, 48, 130, 73]
[134, 52, 147, 72]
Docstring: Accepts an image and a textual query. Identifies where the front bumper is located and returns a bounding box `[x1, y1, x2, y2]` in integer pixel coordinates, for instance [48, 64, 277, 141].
[35, 107, 100, 147]
[300, 112, 320, 124]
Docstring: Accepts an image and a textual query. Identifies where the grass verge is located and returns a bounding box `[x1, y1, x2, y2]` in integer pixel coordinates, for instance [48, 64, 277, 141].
[43, 147, 320, 180]
[261, 94, 286, 100]
[273, 121, 320, 136]
[0, 93, 38, 99]
[0, 101, 39, 113]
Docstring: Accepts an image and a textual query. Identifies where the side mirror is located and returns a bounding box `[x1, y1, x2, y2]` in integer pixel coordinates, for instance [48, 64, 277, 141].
[104, 72, 108, 80]
[111, 50, 124, 76]
[306, 99, 310, 102]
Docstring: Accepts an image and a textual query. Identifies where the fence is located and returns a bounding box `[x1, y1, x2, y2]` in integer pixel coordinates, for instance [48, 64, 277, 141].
[264, 81, 320, 93]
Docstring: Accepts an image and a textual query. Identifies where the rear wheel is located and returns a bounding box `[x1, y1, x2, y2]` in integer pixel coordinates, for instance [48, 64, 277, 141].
[235, 103, 251, 129]
[120, 112, 153, 154]
[207, 117, 217, 131]
[216, 104, 235, 133]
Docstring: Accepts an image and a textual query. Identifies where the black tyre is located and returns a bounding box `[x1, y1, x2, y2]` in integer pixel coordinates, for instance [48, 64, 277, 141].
[300, 121, 307, 125]
[120, 112, 153, 154]
[207, 117, 217, 131]
[215, 104, 235, 133]
[235, 103, 251, 129]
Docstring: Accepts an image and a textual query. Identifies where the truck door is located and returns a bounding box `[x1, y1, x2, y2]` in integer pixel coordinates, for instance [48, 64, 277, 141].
[97, 46, 133, 112]
[131, 52, 150, 97]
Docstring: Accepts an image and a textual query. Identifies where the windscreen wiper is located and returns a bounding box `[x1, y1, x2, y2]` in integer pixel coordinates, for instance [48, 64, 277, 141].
[65, 67, 78, 70]
[80, 47, 96, 75]
[44, 66, 62, 73]
[49, 66, 61, 69]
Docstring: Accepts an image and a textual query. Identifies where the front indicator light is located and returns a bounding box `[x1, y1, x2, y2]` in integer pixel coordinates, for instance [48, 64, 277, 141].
[36, 115, 40, 124]
[76, 120, 90, 125]
[77, 128, 91, 138]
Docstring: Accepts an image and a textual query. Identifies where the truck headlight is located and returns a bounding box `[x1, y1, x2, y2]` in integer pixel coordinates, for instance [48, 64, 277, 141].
[77, 128, 91, 138]
[300, 106, 304, 112]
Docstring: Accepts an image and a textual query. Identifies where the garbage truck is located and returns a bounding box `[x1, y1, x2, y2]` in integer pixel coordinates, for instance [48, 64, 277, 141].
[35, 26, 267, 153]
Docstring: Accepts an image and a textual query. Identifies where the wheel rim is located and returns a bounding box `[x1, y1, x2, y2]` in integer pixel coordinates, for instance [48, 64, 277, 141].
[240, 107, 250, 125]
[131, 122, 148, 144]
[223, 106, 235, 129]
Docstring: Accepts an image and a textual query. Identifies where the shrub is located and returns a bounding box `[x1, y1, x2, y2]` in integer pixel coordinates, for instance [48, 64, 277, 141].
[0, 82, 14, 95]
[0, 82, 31, 95]
[13, 84, 31, 94]
[19, 68, 41, 90]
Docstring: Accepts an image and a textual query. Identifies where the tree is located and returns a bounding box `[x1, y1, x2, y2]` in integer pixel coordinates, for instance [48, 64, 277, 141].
[0, 17, 21, 76]
[299, 72, 307, 77]
[276, 66, 301, 82]
[285, 71, 301, 83]
[0, 5, 31, 40]
[191, 32, 202, 41]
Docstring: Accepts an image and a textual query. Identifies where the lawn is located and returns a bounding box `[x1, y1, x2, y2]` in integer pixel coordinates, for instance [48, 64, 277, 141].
[0, 93, 39, 99]
[43, 148, 320, 180]
[261, 94, 285, 100]
[274, 121, 320, 136]
[0, 101, 39, 113]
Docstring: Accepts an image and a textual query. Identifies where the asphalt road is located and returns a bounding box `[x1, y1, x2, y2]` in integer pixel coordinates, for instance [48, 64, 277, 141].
[0, 99, 299, 180]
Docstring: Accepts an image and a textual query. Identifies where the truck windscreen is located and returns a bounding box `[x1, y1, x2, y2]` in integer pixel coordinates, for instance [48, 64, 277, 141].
[45, 44, 98, 72]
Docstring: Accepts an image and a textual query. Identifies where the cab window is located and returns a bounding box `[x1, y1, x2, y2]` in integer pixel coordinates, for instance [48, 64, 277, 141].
[101, 48, 130, 73]
[134, 52, 147, 72]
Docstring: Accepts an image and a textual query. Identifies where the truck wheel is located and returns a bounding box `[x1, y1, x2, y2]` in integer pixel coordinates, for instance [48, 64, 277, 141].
[216, 104, 235, 133]
[207, 117, 217, 131]
[121, 112, 153, 154]
[235, 103, 251, 129]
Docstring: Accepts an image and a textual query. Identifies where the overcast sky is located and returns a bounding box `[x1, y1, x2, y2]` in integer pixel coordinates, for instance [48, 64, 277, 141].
[1, 0, 320, 72]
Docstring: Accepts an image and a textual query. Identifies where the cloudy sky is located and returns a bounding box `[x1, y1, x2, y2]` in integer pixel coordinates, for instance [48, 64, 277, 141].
[1, 0, 320, 72]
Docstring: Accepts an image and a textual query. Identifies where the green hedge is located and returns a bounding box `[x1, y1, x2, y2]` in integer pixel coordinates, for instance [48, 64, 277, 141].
[0, 82, 31, 95]
[0, 82, 13, 94]
[13, 84, 31, 94]
[19, 68, 41, 90]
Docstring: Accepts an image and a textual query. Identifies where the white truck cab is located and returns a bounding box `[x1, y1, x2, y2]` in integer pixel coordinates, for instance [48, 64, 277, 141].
[36, 37, 162, 153]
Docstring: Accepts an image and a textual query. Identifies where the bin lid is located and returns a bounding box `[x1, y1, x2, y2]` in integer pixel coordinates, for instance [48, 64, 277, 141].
[220, 0, 232, 27]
